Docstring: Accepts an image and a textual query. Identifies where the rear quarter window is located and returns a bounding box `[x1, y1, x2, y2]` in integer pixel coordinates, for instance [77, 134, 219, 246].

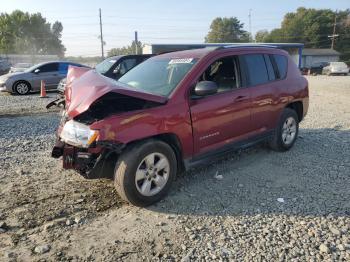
[272, 54, 288, 79]
[58, 63, 69, 74]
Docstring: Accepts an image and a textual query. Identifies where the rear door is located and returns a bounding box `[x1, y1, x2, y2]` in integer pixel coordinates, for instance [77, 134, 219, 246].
[189, 55, 253, 155]
[31, 62, 60, 90]
[242, 53, 284, 133]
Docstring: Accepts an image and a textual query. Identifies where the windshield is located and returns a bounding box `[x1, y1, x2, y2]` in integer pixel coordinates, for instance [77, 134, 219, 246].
[118, 58, 197, 97]
[95, 57, 118, 74]
[25, 63, 41, 73]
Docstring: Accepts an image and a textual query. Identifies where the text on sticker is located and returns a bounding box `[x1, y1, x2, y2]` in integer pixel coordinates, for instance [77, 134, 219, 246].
[169, 58, 193, 64]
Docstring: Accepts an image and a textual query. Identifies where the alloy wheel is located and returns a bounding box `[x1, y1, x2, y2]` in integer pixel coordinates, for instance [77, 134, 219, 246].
[16, 83, 29, 94]
[282, 117, 297, 145]
[135, 152, 170, 197]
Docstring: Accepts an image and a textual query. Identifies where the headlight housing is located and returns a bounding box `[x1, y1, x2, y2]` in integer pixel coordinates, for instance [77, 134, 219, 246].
[0, 78, 8, 87]
[60, 120, 99, 148]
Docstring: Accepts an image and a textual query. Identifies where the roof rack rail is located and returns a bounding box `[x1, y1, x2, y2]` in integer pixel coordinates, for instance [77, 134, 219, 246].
[216, 44, 278, 50]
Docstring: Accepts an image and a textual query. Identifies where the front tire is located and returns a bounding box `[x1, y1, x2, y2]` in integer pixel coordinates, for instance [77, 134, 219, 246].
[114, 140, 177, 207]
[269, 108, 299, 152]
[14, 81, 31, 95]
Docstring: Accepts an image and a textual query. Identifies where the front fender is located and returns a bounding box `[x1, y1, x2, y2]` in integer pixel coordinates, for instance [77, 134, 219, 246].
[90, 103, 193, 158]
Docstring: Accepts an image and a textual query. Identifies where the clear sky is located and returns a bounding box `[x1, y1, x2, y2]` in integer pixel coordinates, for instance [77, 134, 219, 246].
[1, 0, 349, 56]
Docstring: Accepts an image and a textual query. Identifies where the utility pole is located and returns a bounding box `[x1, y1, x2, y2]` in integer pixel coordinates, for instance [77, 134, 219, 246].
[248, 9, 252, 42]
[134, 31, 138, 54]
[99, 8, 104, 59]
[328, 13, 339, 49]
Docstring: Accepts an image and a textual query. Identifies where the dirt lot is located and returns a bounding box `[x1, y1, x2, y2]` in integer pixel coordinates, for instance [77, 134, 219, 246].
[0, 76, 349, 261]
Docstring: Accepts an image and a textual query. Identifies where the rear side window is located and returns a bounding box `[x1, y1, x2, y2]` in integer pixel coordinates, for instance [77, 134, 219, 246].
[58, 63, 69, 74]
[243, 54, 269, 86]
[272, 54, 288, 79]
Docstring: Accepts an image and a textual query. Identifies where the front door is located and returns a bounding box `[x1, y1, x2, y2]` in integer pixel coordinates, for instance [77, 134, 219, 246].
[189, 56, 252, 156]
[32, 62, 60, 90]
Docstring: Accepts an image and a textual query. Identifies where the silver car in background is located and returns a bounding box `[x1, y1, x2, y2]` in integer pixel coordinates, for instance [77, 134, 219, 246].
[9, 63, 32, 73]
[322, 62, 349, 76]
[0, 61, 87, 95]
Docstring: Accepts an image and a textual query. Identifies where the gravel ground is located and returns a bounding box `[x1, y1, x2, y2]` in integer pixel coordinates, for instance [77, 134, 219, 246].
[0, 75, 349, 261]
[0, 92, 59, 116]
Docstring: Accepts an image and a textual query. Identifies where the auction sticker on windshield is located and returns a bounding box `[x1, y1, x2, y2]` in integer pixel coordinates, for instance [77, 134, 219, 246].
[169, 58, 194, 64]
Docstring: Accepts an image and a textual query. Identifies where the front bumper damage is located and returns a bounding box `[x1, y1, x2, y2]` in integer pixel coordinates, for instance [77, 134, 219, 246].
[46, 95, 66, 109]
[52, 139, 124, 179]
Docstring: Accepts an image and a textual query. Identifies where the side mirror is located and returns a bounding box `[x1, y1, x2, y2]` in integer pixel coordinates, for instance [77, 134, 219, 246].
[193, 81, 218, 96]
[34, 68, 40, 74]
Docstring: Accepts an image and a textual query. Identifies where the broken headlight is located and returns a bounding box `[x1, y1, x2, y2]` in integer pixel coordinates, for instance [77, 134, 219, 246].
[60, 120, 99, 148]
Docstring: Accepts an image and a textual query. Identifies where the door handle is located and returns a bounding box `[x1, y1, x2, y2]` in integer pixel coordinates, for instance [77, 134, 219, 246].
[234, 95, 247, 102]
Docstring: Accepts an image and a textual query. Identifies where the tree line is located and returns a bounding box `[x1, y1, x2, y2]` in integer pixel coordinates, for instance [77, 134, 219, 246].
[0, 10, 65, 57]
[0, 8, 349, 61]
[109, 7, 349, 61]
[254, 8, 350, 61]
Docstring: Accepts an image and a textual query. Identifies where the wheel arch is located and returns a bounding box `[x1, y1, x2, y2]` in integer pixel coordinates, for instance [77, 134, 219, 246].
[126, 133, 185, 174]
[286, 101, 303, 122]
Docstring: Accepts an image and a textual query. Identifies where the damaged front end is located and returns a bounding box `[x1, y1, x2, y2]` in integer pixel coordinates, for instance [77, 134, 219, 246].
[51, 115, 127, 179]
[51, 69, 166, 179]
[46, 66, 91, 110]
[46, 96, 65, 109]
[52, 139, 124, 179]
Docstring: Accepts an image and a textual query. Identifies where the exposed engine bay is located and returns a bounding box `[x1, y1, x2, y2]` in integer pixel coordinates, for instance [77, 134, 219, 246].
[73, 92, 163, 125]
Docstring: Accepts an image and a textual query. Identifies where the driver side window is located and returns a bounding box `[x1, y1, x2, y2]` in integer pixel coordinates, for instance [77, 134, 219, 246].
[198, 56, 240, 93]
[115, 58, 137, 76]
[37, 63, 59, 73]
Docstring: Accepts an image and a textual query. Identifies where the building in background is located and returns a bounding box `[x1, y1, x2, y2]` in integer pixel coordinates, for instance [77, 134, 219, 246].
[301, 48, 340, 68]
[143, 43, 304, 67]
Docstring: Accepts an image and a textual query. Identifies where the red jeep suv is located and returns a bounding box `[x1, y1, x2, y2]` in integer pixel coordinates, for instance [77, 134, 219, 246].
[52, 45, 309, 206]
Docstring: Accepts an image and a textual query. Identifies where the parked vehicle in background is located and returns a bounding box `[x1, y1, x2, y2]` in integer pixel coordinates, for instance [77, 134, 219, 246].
[52, 46, 309, 207]
[322, 62, 349, 76]
[57, 54, 154, 94]
[0, 61, 87, 95]
[9, 63, 32, 73]
[0, 60, 11, 75]
[308, 61, 329, 75]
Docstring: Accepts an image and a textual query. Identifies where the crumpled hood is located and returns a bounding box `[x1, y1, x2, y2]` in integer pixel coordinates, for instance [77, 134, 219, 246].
[65, 66, 168, 119]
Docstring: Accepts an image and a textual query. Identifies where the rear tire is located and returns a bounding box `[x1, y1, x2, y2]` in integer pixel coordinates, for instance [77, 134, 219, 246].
[114, 140, 177, 207]
[13, 81, 31, 95]
[269, 108, 299, 152]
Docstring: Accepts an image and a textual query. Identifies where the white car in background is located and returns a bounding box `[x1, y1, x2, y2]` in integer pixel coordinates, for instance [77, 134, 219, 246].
[322, 62, 349, 76]
[9, 63, 32, 73]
